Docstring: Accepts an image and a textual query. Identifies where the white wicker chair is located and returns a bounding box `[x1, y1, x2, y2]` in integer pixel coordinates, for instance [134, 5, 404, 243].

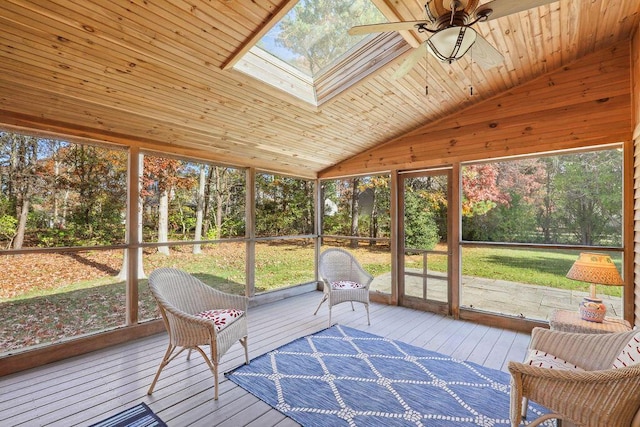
[509, 327, 640, 427]
[147, 268, 249, 400]
[314, 248, 373, 326]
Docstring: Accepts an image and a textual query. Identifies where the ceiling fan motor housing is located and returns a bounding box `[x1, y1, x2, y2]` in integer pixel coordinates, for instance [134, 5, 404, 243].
[427, 0, 479, 24]
[434, 11, 473, 29]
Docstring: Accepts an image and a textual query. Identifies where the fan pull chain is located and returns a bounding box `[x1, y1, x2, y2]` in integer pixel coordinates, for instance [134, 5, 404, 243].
[425, 43, 429, 96]
[469, 47, 474, 96]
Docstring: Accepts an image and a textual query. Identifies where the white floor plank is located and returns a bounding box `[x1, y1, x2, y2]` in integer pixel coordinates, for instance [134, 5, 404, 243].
[0, 290, 532, 426]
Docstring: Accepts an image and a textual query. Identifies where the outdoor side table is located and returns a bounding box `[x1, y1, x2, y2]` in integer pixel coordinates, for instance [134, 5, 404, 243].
[549, 309, 632, 334]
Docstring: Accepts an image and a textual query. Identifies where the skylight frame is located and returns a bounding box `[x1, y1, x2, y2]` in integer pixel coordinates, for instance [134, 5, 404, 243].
[229, 1, 412, 107]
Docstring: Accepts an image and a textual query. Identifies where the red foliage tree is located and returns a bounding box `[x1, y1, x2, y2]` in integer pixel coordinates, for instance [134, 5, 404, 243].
[461, 164, 510, 217]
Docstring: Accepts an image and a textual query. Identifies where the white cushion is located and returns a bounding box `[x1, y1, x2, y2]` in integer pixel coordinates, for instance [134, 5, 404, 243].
[330, 280, 365, 290]
[196, 308, 244, 332]
[612, 332, 640, 369]
[525, 349, 584, 371]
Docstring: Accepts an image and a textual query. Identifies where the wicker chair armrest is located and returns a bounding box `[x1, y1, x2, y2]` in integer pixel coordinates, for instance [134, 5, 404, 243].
[528, 327, 638, 370]
[159, 301, 218, 332]
[200, 287, 249, 311]
[351, 267, 374, 288]
[510, 361, 640, 383]
[509, 361, 640, 427]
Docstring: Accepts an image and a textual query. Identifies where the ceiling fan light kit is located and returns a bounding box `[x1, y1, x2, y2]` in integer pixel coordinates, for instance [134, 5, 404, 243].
[427, 26, 477, 63]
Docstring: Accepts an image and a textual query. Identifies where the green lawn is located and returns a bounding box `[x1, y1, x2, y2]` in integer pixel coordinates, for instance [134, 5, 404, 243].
[403, 245, 622, 297]
[0, 242, 623, 353]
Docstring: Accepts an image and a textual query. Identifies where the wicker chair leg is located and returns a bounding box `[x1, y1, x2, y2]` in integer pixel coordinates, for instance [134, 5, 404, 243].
[190, 346, 220, 400]
[214, 363, 219, 400]
[365, 303, 370, 325]
[241, 336, 249, 365]
[350, 301, 355, 311]
[528, 413, 563, 427]
[313, 294, 327, 315]
[148, 344, 176, 395]
[521, 397, 528, 419]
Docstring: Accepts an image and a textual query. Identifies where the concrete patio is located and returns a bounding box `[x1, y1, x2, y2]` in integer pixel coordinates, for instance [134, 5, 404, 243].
[370, 270, 625, 321]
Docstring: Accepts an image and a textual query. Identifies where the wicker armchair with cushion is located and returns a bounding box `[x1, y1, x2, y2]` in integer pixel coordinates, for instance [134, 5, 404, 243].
[314, 248, 373, 327]
[508, 327, 640, 427]
[147, 268, 249, 400]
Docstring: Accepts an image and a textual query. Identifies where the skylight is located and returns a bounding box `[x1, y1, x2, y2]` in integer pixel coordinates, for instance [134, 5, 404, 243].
[257, 0, 387, 78]
[232, 0, 408, 106]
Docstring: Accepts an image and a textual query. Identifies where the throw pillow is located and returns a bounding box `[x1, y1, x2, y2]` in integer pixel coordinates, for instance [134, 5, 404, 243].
[525, 349, 584, 370]
[612, 331, 640, 369]
[196, 308, 244, 332]
[331, 280, 365, 289]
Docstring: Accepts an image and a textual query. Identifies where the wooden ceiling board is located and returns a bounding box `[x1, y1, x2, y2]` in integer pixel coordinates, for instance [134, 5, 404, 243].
[1, 0, 639, 177]
[321, 41, 632, 177]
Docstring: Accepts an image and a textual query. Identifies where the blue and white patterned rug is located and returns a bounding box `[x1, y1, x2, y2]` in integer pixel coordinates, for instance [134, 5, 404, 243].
[226, 325, 553, 426]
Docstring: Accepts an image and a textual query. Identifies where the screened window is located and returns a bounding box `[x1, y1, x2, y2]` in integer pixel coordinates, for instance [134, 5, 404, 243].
[461, 149, 623, 246]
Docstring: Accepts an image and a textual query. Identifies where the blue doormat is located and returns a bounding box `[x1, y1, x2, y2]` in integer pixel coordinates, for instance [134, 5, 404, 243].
[89, 402, 167, 427]
[227, 325, 553, 426]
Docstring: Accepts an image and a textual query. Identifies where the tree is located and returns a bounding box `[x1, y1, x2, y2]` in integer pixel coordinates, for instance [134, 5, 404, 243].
[404, 189, 440, 250]
[255, 173, 314, 236]
[349, 178, 360, 248]
[272, 0, 384, 75]
[403, 176, 443, 250]
[357, 175, 390, 240]
[203, 166, 245, 239]
[554, 151, 622, 245]
[538, 156, 560, 243]
[193, 164, 206, 254]
[142, 156, 189, 254]
[461, 164, 511, 241]
[464, 159, 545, 242]
[461, 164, 509, 217]
[0, 133, 44, 249]
[59, 144, 127, 244]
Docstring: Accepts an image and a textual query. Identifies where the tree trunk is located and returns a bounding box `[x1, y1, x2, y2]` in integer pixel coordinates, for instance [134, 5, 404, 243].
[157, 189, 170, 255]
[12, 198, 29, 249]
[215, 167, 224, 238]
[370, 186, 378, 239]
[193, 165, 206, 254]
[350, 178, 359, 248]
[202, 166, 215, 238]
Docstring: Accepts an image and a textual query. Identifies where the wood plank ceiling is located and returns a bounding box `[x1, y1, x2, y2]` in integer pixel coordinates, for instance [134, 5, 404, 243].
[1, 0, 639, 178]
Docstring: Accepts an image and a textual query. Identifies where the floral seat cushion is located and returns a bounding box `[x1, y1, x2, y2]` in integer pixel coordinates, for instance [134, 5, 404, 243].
[330, 280, 366, 290]
[196, 308, 244, 332]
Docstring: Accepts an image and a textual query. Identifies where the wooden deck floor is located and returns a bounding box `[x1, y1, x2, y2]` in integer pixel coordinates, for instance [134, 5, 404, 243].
[0, 291, 532, 426]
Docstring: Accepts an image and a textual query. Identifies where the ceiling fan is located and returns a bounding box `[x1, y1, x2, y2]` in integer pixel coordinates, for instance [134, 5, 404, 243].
[349, 0, 558, 78]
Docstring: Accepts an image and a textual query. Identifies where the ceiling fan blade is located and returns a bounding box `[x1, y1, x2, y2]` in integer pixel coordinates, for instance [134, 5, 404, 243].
[393, 43, 426, 80]
[476, 0, 558, 21]
[348, 21, 430, 36]
[470, 35, 504, 70]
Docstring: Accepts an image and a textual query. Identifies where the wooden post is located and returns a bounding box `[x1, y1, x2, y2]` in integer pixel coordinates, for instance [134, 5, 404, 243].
[126, 147, 140, 326]
[390, 170, 399, 305]
[450, 163, 461, 319]
[245, 167, 256, 298]
[315, 178, 322, 287]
